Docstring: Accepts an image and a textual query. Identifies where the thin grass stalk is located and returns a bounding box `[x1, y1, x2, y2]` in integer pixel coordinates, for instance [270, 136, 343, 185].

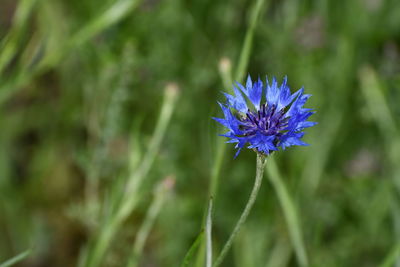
[83, 84, 179, 267]
[266, 158, 308, 267]
[0, 250, 31, 267]
[119, 84, 179, 219]
[126, 177, 174, 267]
[42, 0, 142, 68]
[264, 238, 292, 267]
[0, 0, 38, 74]
[207, 58, 233, 200]
[206, 197, 213, 267]
[235, 0, 266, 82]
[180, 231, 205, 267]
[85, 46, 134, 222]
[212, 154, 266, 267]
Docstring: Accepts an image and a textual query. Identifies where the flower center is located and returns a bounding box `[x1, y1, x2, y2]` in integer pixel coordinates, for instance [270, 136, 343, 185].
[239, 104, 289, 137]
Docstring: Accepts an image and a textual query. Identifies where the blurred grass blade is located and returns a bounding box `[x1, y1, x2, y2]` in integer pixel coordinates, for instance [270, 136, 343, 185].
[266, 158, 308, 267]
[83, 84, 179, 267]
[264, 238, 292, 267]
[0, 0, 141, 106]
[84, 43, 135, 217]
[218, 58, 233, 91]
[0, 0, 38, 74]
[235, 0, 267, 82]
[358, 66, 400, 164]
[0, 250, 31, 267]
[206, 197, 213, 267]
[300, 109, 343, 194]
[121, 84, 179, 216]
[359, 66, 400, 267]
[69, 0, 141, 48]
[207, 57, 234, 201]
[45, 0, 142, 67]
[127, 176, 175, 267]
[209, 137, 226, 199]
[359, 66, 397, 136]
[379, 243, 400, 267]
[181, 231, 205, 267]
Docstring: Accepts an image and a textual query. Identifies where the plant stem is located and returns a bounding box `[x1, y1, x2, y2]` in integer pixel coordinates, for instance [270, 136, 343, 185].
[213, 154, 266, 267]
[266, 158, 308, 267]
[206, 197, 213, 267]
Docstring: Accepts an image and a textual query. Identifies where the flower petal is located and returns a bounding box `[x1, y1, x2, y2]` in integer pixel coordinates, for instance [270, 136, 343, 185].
[247, 133, 278, 154]
[223, 86, 248, 113]
[213, 102, 243, 134]
[287, 92, 311, 117]
[266, 76, 279, 106]
[248, 77, 263, 109]
[235, 75, 263, 110]
[280, 132, 308, 150]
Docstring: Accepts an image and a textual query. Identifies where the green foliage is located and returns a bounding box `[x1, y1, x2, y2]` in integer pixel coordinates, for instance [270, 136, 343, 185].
[0, 0, 400, 266]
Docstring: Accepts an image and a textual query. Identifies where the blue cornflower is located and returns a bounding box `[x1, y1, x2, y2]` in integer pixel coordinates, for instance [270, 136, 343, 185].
[213, 75, 316, 157]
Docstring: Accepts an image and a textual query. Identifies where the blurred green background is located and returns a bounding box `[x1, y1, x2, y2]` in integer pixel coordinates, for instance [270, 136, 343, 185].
[1, 0, 400, 266]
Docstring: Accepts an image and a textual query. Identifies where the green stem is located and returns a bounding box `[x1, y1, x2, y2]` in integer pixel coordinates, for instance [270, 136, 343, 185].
[206, 197, 213, 267]
[266, 158, 308, 267]
[209, 138, 226, 198]
[213, 154, 266, 267]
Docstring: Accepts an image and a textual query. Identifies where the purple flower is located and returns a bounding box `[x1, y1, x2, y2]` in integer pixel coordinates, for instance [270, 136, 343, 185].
[213, 75, 316, 157]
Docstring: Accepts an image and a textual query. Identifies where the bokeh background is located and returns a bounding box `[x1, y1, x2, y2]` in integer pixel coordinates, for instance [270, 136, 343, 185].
[1, 0, 400, 266]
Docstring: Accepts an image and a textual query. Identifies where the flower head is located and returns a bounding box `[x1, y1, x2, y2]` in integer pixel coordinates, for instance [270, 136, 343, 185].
[213, 75, 316, 157]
